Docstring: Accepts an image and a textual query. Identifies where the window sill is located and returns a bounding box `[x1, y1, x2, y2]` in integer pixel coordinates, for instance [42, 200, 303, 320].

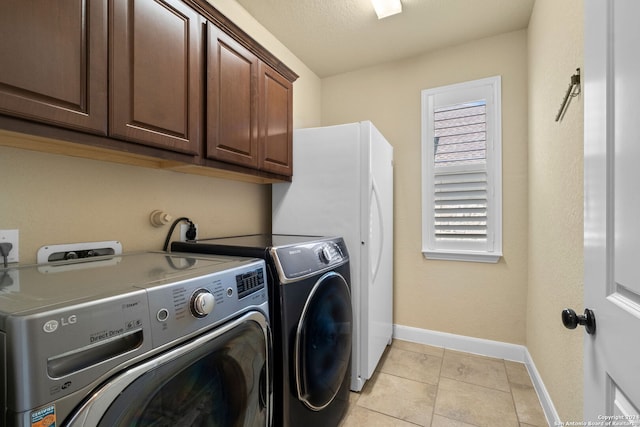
[422, 250, 502, 263]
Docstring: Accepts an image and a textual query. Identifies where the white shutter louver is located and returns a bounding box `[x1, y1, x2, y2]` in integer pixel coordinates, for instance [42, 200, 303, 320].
[434, 171, 487, 242]
[433, 101, 488, 244]
[433, 101, 486, 167]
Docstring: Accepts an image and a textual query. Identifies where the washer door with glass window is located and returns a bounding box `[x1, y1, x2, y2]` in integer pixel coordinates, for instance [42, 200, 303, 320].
[67, 311, 270, 427]
[295, 271, 352, 411]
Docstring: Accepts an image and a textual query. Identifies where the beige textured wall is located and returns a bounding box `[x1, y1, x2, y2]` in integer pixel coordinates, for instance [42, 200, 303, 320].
[0, 0, 322, 265]
[322, 30, 529, 344]
[0, 144, 271, 262]
[527, 0, 584, 421]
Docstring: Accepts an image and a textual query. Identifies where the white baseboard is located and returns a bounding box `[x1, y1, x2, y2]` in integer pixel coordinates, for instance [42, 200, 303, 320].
[523, 349, 561, 426]
[393, 324, 561, 426]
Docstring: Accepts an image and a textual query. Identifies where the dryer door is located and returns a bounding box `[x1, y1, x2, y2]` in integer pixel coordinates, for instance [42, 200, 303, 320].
[295, 272, 352, 411]
[66, 311, 270, 427]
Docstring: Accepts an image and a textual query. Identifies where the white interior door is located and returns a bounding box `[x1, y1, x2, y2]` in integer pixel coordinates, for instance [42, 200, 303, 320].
[584, 0, 640, 422]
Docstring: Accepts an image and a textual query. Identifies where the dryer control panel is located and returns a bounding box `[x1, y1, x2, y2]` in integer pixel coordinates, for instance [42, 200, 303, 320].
[271, 237, 349, 284]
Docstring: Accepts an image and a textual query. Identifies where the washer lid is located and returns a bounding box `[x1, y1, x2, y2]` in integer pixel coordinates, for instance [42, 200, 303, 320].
[0, 252, 251, 318]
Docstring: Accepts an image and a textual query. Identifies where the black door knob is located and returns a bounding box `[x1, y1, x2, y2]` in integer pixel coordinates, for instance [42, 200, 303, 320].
[562, 308, 596, 335]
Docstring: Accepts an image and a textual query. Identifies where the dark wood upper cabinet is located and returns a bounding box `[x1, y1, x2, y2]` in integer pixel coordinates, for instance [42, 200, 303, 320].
[206, 31, 293, 176]
[0, 0, 298, 182]
[206, 28, 259, 168]
[0, 0, 108, 134]
[259, 62, 293, 176]
[110, 0, 204, 155]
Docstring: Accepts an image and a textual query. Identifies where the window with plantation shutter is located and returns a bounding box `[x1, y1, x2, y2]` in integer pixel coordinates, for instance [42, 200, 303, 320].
[421, 77, 502, 263]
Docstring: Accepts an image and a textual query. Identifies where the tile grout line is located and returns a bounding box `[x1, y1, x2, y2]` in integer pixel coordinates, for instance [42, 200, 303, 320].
[427, 347, 445, 427]
[505, 358, 525, 427]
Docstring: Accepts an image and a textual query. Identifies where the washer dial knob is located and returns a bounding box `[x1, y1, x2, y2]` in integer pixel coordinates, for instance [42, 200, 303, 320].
[190, 289, 215, 318]
[319, 245, 333, 264]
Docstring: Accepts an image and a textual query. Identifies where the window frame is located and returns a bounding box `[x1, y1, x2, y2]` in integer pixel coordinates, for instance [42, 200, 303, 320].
[421, 76, 502, 263]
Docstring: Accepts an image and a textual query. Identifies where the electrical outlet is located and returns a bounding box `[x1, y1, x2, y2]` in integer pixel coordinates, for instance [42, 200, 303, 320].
[179, 224, 198, 242]
[0, 229, 19, 263]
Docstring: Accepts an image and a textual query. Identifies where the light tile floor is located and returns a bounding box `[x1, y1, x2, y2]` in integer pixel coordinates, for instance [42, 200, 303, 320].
[339, 339, 549, 427]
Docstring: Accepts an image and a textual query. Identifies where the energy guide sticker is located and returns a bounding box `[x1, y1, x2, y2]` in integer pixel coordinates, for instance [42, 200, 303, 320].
[31, 404, 56, 427]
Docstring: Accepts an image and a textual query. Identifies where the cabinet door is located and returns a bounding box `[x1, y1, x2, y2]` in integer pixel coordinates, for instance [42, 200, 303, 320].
[207, 28, 259, 168]
[0, 0, 107, 134]
[110, 0, 203, 155]
[258, 62, 293, 176]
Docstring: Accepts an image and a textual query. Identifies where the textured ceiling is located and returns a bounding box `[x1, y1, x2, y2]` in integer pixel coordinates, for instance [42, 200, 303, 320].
[235, 0, 536, 78]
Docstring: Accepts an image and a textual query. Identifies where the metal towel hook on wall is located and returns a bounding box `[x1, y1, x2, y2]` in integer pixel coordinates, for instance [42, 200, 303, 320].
[555, 68, 581, 122]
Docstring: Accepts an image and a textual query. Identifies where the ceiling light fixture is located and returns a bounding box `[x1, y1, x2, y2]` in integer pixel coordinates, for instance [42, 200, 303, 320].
[371, 0, 402, 19]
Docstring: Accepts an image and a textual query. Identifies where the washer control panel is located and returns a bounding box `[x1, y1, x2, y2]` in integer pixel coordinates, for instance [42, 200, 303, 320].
[145, 261, 267, 348]
[272, 237, 349, 283]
